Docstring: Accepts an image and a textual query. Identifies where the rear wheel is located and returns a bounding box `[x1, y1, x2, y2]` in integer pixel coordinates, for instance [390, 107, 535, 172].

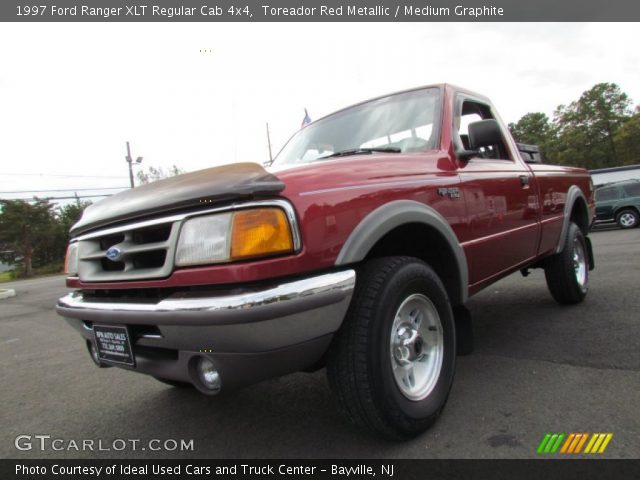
[616, 209, 639, 229]
[544, 222, 589, 305]
[327, 256, 456, 440]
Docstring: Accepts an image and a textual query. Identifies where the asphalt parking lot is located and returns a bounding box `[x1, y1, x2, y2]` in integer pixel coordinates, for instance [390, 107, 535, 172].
[1, 228, 639, 459]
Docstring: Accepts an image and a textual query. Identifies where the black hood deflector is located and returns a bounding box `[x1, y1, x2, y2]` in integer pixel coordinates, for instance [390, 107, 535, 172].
[71, 162, 284, 236]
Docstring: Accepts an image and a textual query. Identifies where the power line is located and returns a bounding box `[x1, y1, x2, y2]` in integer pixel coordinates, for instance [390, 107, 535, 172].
[0, 187, 129, 194]
[0, 173, 129, 179]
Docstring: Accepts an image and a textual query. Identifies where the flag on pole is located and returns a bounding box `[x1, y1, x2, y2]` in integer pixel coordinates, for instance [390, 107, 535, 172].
[301, 108, 312, 128]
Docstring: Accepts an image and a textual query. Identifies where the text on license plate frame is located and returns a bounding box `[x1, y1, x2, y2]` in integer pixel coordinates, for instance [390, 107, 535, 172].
[93, 324, 135, 366]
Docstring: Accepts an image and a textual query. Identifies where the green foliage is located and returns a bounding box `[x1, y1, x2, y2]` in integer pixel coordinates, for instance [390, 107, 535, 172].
[511, 82, 636, 169]
[136, 165, 185, 185]
[58, 201, 92, 240]
[0, 198, 91, 278]
[614, 114, 640, 166]
[8, 261, 64, 279]
[0, 199, 59, 278]
[553, 83, 631, 168]
[508, 112, 555, 160]
[509, 112, 553, 145]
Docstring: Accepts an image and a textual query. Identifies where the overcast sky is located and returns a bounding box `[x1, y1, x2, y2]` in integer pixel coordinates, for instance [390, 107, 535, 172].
[0, 22, 638, 202]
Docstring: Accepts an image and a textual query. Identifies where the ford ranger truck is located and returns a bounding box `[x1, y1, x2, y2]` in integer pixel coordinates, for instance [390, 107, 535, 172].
[57, 84, 595, 439]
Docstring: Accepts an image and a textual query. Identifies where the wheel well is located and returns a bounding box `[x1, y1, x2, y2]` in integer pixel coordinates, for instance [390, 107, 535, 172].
[363, 223, 463, 306]
[614, 205, 640, 219]
[570, 196, 590, 235]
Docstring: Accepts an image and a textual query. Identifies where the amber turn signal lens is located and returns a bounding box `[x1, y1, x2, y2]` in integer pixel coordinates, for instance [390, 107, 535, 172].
[230, 208, 293, 260]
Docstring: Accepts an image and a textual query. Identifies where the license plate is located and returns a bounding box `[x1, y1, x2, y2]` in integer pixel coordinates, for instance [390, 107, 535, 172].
[93, 325, 135, 366]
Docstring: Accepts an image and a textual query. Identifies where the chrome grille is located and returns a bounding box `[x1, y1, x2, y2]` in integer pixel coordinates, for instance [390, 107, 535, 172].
[77, 220, 179, 282]
[71, 199, 302, 283]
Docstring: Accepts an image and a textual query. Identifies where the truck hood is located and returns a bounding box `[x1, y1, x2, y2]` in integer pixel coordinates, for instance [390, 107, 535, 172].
[71, 162, 284, 236]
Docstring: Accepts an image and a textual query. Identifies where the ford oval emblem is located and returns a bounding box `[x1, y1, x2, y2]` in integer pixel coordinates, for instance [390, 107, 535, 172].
[105, 246, 122, 262]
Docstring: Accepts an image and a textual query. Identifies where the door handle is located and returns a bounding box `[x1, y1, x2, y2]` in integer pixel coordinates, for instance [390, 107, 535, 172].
[519, 175, 530, 187]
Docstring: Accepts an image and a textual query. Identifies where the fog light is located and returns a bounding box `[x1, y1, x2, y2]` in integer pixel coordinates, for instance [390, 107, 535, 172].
[197, 357, 221, 392]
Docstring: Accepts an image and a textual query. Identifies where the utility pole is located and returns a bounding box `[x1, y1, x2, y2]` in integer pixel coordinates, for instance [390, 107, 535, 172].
[125, 141, 143, 188]
[266, 123, 273, 163]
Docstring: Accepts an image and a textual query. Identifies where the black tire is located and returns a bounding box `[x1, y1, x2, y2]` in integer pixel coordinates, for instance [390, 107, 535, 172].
[615, 209, 639, 229]
[327, 256, 456, 440]
[544, 222, 589, 305]
[154, 377, 193, 389]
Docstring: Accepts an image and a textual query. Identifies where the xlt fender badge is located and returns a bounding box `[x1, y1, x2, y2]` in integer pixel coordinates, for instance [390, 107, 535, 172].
[437, 187, 460, 199]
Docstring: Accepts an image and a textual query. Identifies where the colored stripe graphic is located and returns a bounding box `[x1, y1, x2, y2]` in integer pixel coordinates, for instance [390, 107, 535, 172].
[584, 434, 598, 453]
[537, 434, 552, 454]
[584, 433, 613, 454]
[538, 433, 613, 455]
[537, 433, 565, 454]
[574, 433, 589, 453]
[560, 433, 575, 453]
[551, 434, 565, 453]
[544, 434, 558, 453]
[598, 434, 613, 453]
[567, 433, 583, 453]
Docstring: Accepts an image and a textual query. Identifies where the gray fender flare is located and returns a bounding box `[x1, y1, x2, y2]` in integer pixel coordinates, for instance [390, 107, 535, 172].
[556, 185, 591, 254]
[335, 200, 469, 305]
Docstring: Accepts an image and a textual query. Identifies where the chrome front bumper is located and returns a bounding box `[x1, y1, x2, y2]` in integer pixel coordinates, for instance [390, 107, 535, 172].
[56, 270, 355, 392]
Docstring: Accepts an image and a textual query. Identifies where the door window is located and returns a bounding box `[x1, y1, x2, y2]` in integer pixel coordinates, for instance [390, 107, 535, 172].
[596, 187, 620, 201]
[622, 183, 640, 197]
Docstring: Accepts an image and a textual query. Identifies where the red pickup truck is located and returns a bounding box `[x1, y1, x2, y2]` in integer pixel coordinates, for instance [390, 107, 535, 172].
[57, 84, 595, 439]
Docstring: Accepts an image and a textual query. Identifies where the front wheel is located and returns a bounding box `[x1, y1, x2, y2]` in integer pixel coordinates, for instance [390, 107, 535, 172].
[327, 257, 456, 440]
[544, 222, 589, 305]
[616, 209, 639, 229]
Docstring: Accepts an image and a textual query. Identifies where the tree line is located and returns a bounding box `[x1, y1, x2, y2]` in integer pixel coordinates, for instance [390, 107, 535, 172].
[0, 199, 90, 278]
[508, 82, 639, 169]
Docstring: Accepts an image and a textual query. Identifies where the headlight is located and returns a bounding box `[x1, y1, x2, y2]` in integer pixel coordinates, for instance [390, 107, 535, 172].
[175, 208, 294, 267]
[64, 243, 79, 275]
[175, 213, 233, 266]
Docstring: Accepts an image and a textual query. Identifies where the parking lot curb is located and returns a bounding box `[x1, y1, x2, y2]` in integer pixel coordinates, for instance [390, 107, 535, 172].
[0, 289, 16, 299]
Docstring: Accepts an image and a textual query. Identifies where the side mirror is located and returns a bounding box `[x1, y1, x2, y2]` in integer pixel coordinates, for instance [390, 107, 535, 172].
[468, 119, 503, 149]
[455, 133, 479, 161]
[456, 148, 480, 161]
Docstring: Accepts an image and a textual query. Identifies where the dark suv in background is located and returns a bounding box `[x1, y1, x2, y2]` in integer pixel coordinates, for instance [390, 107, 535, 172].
[595, 179, 640, 228]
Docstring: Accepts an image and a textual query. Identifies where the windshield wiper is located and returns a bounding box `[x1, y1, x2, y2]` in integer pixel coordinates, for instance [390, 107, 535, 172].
[316, 147, 401, 161]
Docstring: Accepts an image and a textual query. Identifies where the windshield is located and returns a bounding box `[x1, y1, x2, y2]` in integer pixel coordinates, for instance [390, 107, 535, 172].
[272, 87, 441, 167]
